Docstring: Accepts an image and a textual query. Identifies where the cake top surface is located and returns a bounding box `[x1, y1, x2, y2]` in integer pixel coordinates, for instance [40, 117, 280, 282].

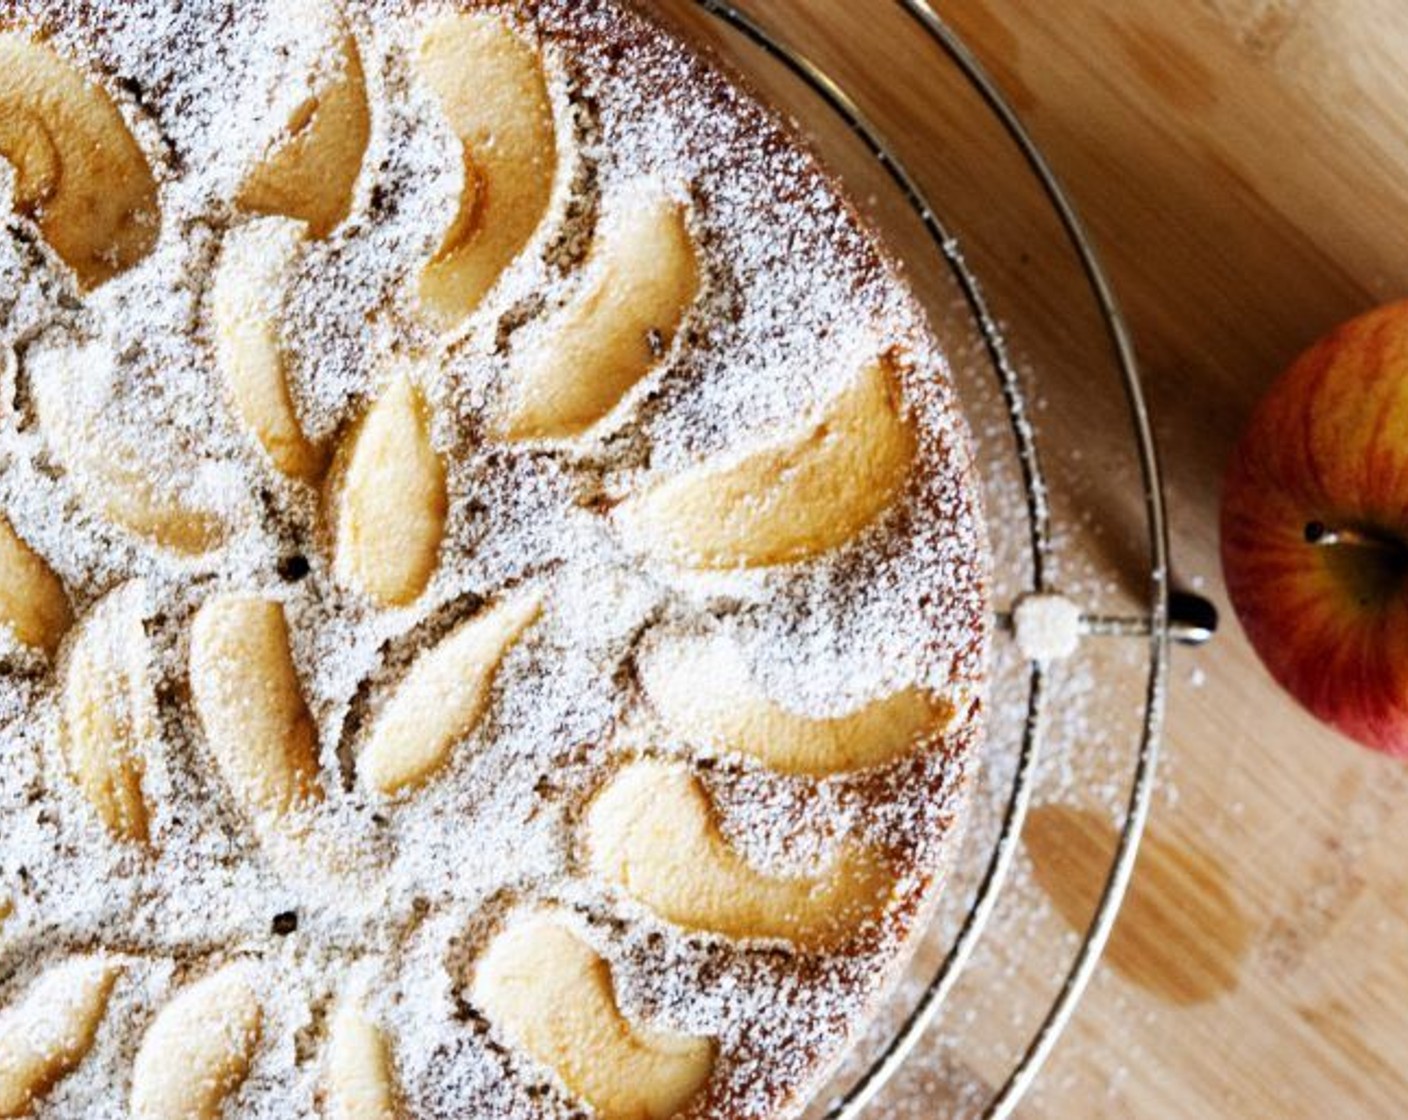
[0, 1, 989, 1116]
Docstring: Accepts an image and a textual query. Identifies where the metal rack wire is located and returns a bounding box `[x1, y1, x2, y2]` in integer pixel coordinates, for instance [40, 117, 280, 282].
[688, 2, 1218, 1116]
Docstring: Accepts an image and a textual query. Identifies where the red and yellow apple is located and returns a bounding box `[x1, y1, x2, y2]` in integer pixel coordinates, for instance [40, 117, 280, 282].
[1222, 299, 1408, 758]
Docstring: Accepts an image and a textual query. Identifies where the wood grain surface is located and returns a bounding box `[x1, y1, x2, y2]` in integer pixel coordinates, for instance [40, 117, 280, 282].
[665, 1, 1408, 1116]
[939, 1, 1405, 1115]
[941, 3, 1408, 1116]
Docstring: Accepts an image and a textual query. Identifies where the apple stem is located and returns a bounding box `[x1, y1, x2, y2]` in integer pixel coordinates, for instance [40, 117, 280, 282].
[1304, 521, 1408, 556]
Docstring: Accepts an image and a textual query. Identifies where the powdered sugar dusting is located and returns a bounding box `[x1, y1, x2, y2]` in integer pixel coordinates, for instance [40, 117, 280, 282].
[0, 2, 988, 1117]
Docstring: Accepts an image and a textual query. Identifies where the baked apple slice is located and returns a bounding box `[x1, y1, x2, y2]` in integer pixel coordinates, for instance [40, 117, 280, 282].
[189, 596, 323, 823]
[0, 516, 70, 657]
[584, 760, 894, 949]
[499, 190, 699, 441]
[29, 345, 228, 554]
[211, 220, 326, 481]
[473, 912, 714, 1120]
[238, 18, 369, 239]
[56, 583, 154, 844]
[618, 356, 916, 568]
[325, 997, 399, 1120]
[331, 376, 448, 608]
[0, 33, 159, 289]
[638, 631, 954, 777]
[129, 966, 261, 1120]
[359, 590, 542, 796]
[0, 957, 120, 1117]
[416, 12, 558, 327]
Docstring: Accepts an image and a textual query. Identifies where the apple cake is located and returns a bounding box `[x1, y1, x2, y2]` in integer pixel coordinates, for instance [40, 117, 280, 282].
[0, 0, 990, 1117]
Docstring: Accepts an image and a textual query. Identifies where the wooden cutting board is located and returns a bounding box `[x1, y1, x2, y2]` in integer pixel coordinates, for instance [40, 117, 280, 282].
[701, 1, 1408, 1115]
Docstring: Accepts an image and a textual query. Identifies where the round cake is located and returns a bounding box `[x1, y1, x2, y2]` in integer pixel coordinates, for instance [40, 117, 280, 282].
[0, 1, 990, 1117]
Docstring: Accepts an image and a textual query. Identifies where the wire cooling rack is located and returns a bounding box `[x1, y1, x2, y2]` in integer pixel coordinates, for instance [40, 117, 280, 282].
[682, 2, 1219, 1116]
